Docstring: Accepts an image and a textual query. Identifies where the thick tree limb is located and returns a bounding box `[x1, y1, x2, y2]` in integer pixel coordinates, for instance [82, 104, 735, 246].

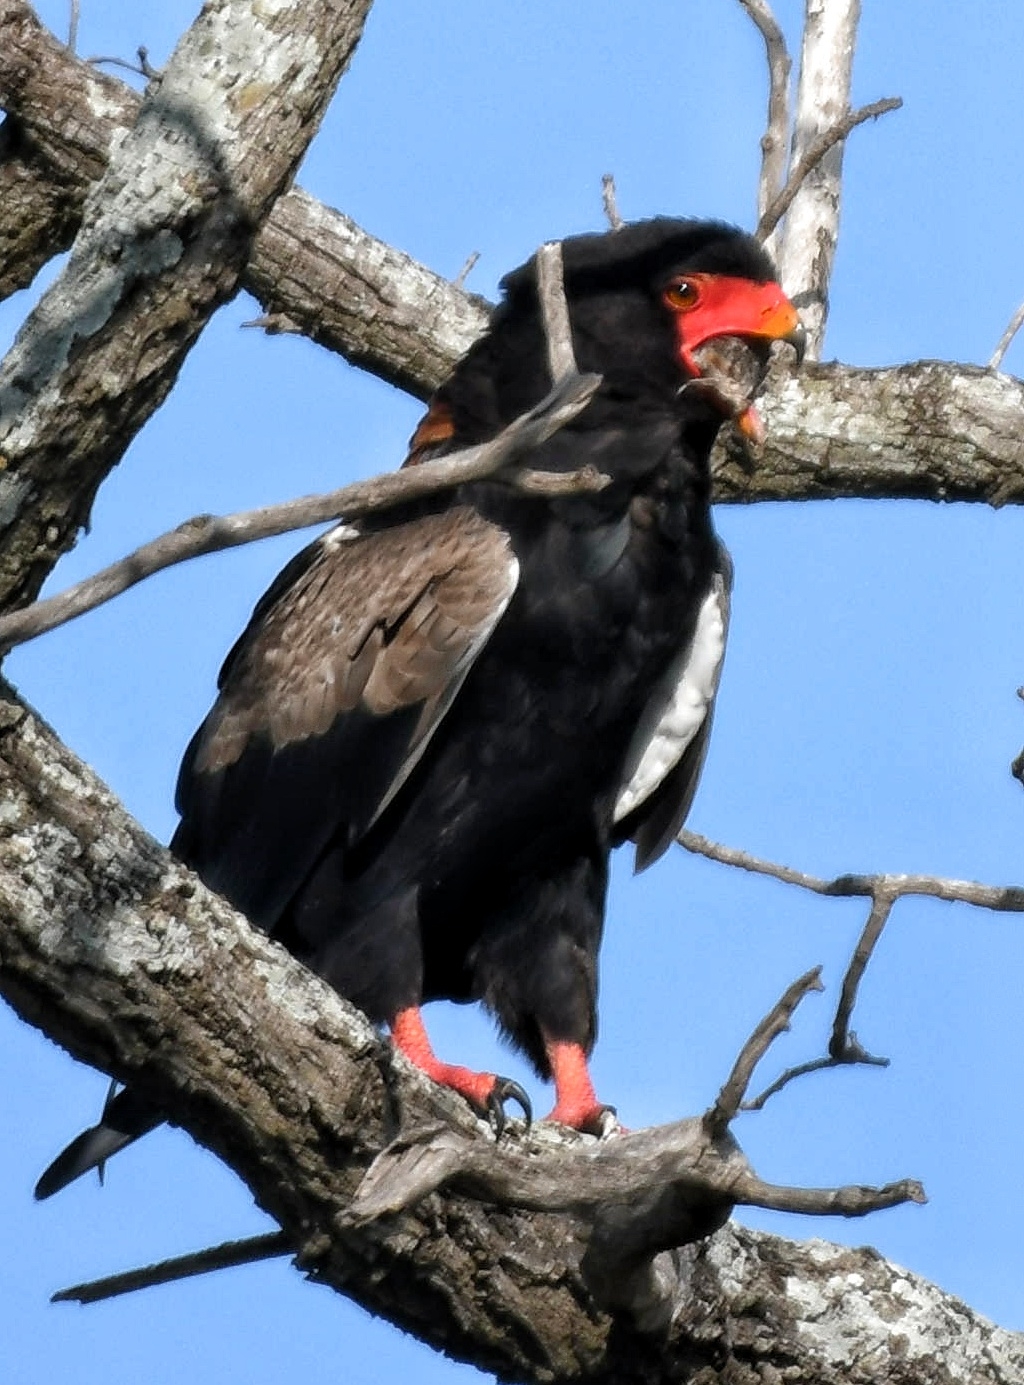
[0, 685, 1013, 1382]
[775, 0, 862, 355]
[718, 358, 1024, 505]
[0, 0, 372, 614]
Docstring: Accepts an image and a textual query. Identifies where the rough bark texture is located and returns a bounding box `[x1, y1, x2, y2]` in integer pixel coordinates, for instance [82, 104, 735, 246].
[775, 0, 862, 354]
[0, 0, 371, 612]
[0, 684, 1020, 1385]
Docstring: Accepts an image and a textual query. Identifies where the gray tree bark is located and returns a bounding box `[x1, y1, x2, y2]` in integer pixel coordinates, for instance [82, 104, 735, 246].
[0, 685, 1020, 1384]
[1, 3, 1023, 1382]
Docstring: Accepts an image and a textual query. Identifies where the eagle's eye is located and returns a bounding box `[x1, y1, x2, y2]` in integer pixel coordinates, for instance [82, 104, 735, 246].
[663, 278, 700, 311]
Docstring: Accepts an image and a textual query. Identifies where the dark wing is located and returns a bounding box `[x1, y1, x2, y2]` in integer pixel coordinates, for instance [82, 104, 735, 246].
[612, 543, 732, 871]
[173, 505, 519, 929]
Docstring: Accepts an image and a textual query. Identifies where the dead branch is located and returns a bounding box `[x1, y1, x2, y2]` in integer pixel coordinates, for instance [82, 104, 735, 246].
[829, 890, 895, 1059]
[52, 1231, 291, 1305]
[756, 95, 903, 241]
[704, 966, 823, 1132]
[989, 298, 1024, 371]
[737, 0, 791, 230]
[536, 240, 578, 381]
[130, 965, 923, 1328]
[601, 173, 623, 230]
[0, 373, 604, 653]
[0, 684, 951, 1373]
[86, 47, 160, 80]
[775, 0, 863, 356]
[679, 830, 1024, 1109]
[677, 829, 1024, 913]
[0, 0, 373, 617]
[744, 891, 895, 1112]
[452, 249, 481, 287]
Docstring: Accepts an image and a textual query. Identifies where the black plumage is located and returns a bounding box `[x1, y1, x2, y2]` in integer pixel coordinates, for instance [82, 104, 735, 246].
[37, 218, 801, 1194]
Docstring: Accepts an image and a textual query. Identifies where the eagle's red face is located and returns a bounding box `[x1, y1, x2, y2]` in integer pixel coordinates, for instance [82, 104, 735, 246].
[662, 271, 804, 441]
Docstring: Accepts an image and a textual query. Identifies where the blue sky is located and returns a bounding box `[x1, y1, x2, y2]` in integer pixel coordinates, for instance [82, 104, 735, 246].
[2, 2, 1024, 1381]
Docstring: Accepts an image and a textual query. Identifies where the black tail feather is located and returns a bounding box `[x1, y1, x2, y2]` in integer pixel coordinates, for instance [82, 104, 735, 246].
[35, 1088, 164, 1200]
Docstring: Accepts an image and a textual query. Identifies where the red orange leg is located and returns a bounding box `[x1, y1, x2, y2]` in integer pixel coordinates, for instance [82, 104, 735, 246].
[543, 1036, 618, 1133]
[390, 1007, 531, 1133]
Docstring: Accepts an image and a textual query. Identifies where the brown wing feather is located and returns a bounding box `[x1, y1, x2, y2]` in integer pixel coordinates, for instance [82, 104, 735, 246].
[174, 505, 518, 932]
[193, 504, 518, 792]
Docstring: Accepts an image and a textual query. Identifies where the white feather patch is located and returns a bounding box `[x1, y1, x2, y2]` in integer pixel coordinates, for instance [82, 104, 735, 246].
[613, 571, 728, 823]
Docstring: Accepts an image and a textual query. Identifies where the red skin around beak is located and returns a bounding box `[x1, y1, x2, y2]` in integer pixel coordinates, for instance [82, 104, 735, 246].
[669, 274, 802, 375]
[666, 273, 802, 442]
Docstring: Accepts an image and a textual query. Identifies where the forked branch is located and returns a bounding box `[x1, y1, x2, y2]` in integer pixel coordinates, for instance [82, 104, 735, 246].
[679, 829, 1024, 1108]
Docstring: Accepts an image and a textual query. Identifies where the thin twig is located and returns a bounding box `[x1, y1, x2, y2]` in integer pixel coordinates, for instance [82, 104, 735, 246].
[601, 174, 623, 230]
[0, 372, 604, 653]
[52, 1231, 292, 1305]
[136, 46, 159, 80]
[988, 299, 1024, 371]
[535, 241, 578, 382]
[86, 53, 156, 79]
[677, 830, 1024, 913]
[453, 251, 481, 288]
[736, 0, 792, 223]
[704, 967, 823, 1134]
[240, 312, 302, 335]
[757, 95, 902, 241]
[829, 891, 895, 1060]
[67, 0, 79, 52]
[512, 463, 610, 497]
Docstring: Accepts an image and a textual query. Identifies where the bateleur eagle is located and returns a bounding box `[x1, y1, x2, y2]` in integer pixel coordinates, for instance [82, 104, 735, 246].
[36, 218, 802, 1197]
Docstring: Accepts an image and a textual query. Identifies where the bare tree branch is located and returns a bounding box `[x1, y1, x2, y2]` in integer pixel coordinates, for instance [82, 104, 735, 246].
[52, 1232, 291, 1305]
[536, 240, 579, 380]
[775, 0, 863, 355]
[0, 0, 373, 615]
[679, 830, 1024, 1110]
[743, 894, 894, 1112]
[452, 249, 480, 287]
[601, 173, 623, 229]
[677, 829, 1024, 913]
[989, 298, 1024, 371]
[85, 48, 160, 80]
[705, 967, 823, 1132]
[3, 685, 983, 1379]
[737, 0, 792, 236]
[756, 95, 902, 241]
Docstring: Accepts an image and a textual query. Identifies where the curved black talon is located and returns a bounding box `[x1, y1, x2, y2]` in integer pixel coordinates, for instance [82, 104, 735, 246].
[485, 1077, 532, 1138]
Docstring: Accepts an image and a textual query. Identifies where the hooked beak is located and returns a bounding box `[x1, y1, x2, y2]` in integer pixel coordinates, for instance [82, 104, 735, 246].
[783, 319, 807, 364]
